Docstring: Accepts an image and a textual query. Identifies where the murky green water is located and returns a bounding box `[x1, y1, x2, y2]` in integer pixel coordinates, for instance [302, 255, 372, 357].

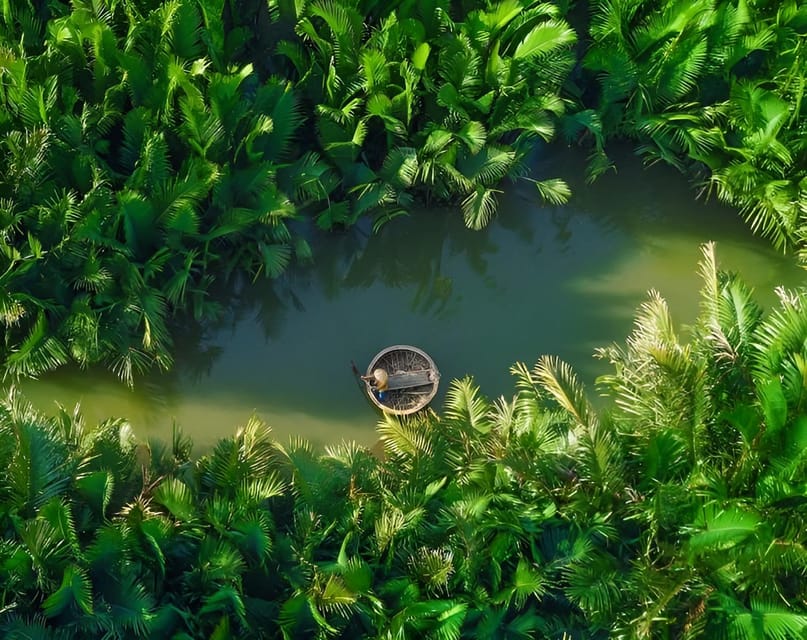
[17, 146, 805, 448]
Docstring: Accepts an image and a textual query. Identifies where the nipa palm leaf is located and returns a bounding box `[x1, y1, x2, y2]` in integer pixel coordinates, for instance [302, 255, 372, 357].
[42, 565, 93, 618]
[533, 355, 597, 433]
[532, 177, 571, 205]
[443, 377, 493, 433]
[5, 312, 69, 379]
[511, 19, 577, 61]
[461, 185, 500, 230]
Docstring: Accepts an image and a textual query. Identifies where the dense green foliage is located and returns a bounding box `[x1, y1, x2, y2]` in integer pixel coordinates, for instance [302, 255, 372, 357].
[0, 0, 805, 380]
[271, 0, 577, 230]
[1, 2, 803, 635]
[0, 0, 807, 384]
[0, 0, 307, 383]
[0, 0, 577, 382]
[1, 245, 805, 638]
[581, 0, 807, 253]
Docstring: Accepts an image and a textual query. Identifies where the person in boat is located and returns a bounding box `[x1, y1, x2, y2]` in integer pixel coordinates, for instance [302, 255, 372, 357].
[362, 368, 389, 400]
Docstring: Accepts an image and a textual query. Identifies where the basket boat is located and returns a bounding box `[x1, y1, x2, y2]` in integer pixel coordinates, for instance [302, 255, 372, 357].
[363, 345, 440, 416]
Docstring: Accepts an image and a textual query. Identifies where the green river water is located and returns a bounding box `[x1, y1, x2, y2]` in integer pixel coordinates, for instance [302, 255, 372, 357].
[17, 147, 805, 449]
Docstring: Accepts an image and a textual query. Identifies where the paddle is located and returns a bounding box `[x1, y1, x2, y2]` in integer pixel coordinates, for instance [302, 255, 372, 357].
[351, 360, 376, 408]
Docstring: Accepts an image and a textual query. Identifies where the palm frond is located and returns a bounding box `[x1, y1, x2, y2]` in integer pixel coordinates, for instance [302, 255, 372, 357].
[257, 242, 292, 279]
[235, 473, 287, 506]
[563, 557, 621, 624]
[178, 96, 224, 158]
[687, 504, 760, 555]
[85, 524, 128, 572]
[18, 517, 72, 589]
[374, 504, 425, 556]
[533, 355, 597, 432]
[378, 413, 432, 461]
[231, 513, 273, 566]
[560, 108, 606, 147]
[5, 406, 70, 515]
[360, 49, 390, 93]
[697, 242, 720, 328]
[710, 595, 807, 640]
[101, 574, 156, 637]
[381, 146, 419, 188]
[455, 144, 515, 185]
[507, 558, 546, 608]
[201, 415, 275, 496]
[313, 575, 358, 617]
[532, 177, 571, 205]
[5, 312, 69, 379]
[199, 586, 247, 626]
[108, 346, 153, 388]
[455, 120, 487, 154]
[255, 80, 303, 161]
[0, 613, 68, 639]
[0, 279, 28, 328]
[654, 38, 708, 105]
[153, 477, 196, 521]
[443, 377, 493, 434]
[308, 0, 364, 71]
[74, 470, 115, 520]
[511, 19, 576, 61]
[167, 0, 203, 60]
[461, 185, 500, 230]
[437, 36, 482, 95]
[752, 287, 807, 382]
[714, 278, 762, 366]
[408, 547, 454, 595]
[42, 565, 93, 618]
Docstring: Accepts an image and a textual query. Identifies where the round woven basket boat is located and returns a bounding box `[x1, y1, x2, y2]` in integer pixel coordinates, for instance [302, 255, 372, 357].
[364, 345, 440, 416]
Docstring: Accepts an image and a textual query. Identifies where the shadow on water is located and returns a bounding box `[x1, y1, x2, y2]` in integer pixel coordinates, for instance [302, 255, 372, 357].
[17, 145, 805, 449]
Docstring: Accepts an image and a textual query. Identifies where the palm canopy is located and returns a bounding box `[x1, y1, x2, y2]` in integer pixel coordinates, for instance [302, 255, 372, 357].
[581, 0, 807, 254]
[0, 0, 581, 383]
[4, 246, 805, 639]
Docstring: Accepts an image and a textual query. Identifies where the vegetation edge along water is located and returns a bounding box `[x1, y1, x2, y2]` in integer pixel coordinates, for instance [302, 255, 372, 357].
[1, 0, 806, 636]
[1, 0, 805, 384]
[1, 244, 806, 638]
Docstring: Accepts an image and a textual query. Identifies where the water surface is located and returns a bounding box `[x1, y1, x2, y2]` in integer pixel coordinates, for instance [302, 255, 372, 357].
[18, 147, 805, 448]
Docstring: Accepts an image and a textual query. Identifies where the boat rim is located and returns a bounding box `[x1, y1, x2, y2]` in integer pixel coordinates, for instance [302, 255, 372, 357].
[364, 344, 440, 415]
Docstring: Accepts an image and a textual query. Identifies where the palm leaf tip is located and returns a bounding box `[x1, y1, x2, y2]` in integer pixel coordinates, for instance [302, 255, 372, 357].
[532, 177, 571, 205]
[444, 376, 492, 433]
[42, 565, 93, 618]
[461, 186, 500, 230]
[533, 355, 596, 431]
[513, 20, 577, 61]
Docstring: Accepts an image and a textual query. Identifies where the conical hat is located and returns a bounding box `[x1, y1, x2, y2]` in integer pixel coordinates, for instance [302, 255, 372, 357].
[372, 368, 388, 384]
